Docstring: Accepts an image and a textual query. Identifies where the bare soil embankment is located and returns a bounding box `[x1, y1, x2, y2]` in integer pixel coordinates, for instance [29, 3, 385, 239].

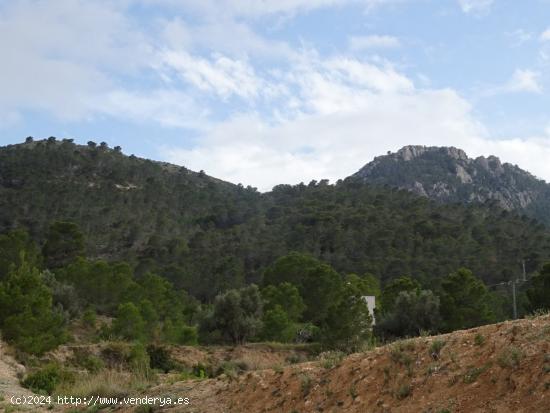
[147, 314, 550, 413]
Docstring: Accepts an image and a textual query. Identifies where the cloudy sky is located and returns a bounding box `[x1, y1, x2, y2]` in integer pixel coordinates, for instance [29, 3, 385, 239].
[1, 0, 550, 190]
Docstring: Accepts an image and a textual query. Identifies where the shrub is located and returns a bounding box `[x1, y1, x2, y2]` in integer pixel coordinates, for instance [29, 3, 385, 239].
[22, 364, 73, 395]
[474, 333, 485, 346]
[82, 308, 97, 328]
[318, 351, 345, 369]
[395, 383, 411, 399]
[129, 343, 151, 378]
[72, 349, 104, 373]
[299, 372, 312, 395]
[101, 342, 131, 368]
[147, 345, 174, 373]
[430, 339, 446, 360]
[163, 319, 198, 345]
[463, 364, 490, 383]
[497, 346, 523, 369]
[192, 363, 212, 379]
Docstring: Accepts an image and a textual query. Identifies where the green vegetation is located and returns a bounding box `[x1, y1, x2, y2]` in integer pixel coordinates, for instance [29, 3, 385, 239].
[22, 364, 73, 395]
[0, 139, 549, 363]
[0, 258, 67, 354]
[497, 346, 524, 369]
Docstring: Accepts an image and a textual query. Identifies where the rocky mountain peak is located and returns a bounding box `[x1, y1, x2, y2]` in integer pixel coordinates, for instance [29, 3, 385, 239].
[352, 145, 550, 224]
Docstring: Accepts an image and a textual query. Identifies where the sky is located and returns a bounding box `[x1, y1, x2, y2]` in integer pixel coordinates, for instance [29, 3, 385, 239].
[1, 0, 550, 190]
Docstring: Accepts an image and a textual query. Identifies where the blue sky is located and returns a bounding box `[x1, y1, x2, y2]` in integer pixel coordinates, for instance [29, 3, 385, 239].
[1, 0, 550, 190]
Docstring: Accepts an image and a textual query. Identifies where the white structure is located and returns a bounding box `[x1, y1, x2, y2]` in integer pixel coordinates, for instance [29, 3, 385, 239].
[362, 295, 376, 325]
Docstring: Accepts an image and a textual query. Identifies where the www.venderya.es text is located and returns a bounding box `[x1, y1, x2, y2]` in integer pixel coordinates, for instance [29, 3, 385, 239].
[11, 395, 190, 407]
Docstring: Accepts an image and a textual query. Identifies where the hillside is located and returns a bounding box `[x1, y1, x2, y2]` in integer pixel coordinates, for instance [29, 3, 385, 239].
[3, 315, 548, 412]
[1, 138, 550, 298]
[352, 145, 550, 225]
[126, 313, 550, 413]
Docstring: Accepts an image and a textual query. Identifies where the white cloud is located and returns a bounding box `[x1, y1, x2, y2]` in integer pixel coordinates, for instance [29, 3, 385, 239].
[160, 56, 488, 190]
[540, 28, 550, 42]
[143, 0, 400, 19]
[508, 29, 533, 47]
[482, 69, 542, 96]
[457, 0, 494, 15]
[349, 35, 401, 50]
[97, 90, 209, 129]
[161, 51, 264, 100]
[0, 0, 153, 120]
[504, 69, 542, 94]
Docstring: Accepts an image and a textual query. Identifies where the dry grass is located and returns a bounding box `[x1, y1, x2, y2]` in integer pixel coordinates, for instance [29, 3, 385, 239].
[55, 369, 154, 399]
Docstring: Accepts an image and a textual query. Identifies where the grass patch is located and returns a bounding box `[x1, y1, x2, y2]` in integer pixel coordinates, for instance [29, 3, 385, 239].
[318, 351, 345, 369]
[474, 333, 485, 346]
[299, 372, 313, 395]
[429, 340, 446, 360]
[55, 369, 153, 399]
[394, 382, 411, 400]
[463, 363, 490, 384]
[497, 346, 524, 369]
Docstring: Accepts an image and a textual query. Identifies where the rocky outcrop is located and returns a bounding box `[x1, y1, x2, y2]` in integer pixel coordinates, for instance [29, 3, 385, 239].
[352, 145, 550, 224]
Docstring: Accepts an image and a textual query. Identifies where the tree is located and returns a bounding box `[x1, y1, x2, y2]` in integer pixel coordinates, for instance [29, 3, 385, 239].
[261, 305, 296, 342]
[0, 259, 67, 354]
[162, 318, 198, 345]
[320, 277, 373, 351]
[375, 290, 441, 339]
[112, 302, 145, 341]
[263, 253, 342, 325]
[138, 299, 159, 340]
[439, 268, 495, 332]
[526, 263, 550, 312]
[263, 252, 319, 287]
[261, 282, 305, 321]
[0, 229, 42, 280]
[42, 222, 85, 268]
[379, 276, 421, 315]
[202, 285, 263, 344]
[56, 259, 137, 314]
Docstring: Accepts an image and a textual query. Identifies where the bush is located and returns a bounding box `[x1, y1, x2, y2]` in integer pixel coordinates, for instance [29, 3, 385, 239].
[318, 351, 345, 369]
[128, 343, 151, 378]
[101, 342, 132, 368]
[22, 364, 73, 395]
[429, 340, 446, 360]
[497, 346, 523, 369]
[71, 349, 104, 373]
[163, 319, 198, 345]
[147, 345, 174, 373]
[192, 363, 212, 379]
[474, 333, 485, 346]
[82, 308, 97, 328]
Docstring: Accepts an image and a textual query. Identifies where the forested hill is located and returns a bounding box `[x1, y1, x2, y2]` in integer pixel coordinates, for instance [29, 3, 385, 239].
[1, 138, 550, 300]
[352, 145, 550, 225]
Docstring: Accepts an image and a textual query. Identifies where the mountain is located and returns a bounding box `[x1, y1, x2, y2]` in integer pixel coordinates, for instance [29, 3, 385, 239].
[1, 138, 550, 300]
[352, 145, 550, 225]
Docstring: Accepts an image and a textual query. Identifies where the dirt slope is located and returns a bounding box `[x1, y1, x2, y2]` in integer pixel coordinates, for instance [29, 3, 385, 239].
[5, 315, 550, 412]
[0, 340, 38, 410]
[153, 314, 550, 413]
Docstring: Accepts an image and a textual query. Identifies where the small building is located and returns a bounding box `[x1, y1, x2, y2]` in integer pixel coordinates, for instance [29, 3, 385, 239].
[362, 295, 376, 325]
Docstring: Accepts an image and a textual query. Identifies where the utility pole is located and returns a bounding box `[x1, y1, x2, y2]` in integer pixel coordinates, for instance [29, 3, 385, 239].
[522, 259, 526, 282]
[511, 279, 517, 320]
